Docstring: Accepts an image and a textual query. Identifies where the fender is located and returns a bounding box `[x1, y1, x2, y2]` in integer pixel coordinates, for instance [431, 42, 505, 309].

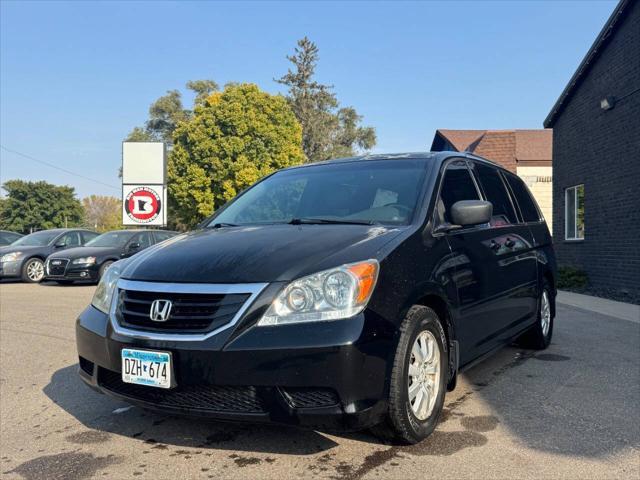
[403, 281, 460, 391]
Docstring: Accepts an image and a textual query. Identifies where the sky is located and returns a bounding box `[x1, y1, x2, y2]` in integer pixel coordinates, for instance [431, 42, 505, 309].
[0, 0, 617, 199]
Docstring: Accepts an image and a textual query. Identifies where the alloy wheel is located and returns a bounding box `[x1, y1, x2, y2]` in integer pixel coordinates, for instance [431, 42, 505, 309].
[407, 330, 441, 420]
[27, 260, 44, 282]
[541, 290, 551, 337]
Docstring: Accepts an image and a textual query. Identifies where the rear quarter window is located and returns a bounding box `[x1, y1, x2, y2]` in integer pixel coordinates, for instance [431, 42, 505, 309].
[504, 173, 541, 223]
[473, 163, 518, 226]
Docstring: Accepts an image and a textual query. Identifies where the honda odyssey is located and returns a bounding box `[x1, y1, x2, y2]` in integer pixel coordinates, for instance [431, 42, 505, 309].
[75, 152, 556, 443]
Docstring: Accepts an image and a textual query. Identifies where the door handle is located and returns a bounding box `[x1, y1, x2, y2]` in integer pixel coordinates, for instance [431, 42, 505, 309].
[504, 237, 516, 248]
[490, 240, 501, 251]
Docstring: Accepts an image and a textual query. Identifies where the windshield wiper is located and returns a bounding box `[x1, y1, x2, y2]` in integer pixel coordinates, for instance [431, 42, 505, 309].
[289, 217, 375, 226]
[207, 222, 239, 229]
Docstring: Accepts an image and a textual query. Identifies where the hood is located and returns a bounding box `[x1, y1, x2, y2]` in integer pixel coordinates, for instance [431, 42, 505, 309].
[122, 224, 406, 283]
[48, 246, 119, 259]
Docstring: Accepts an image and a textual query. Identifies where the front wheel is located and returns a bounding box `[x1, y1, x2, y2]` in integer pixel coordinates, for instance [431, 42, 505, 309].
[22, 258, 45, 283]
[98, 261, 114, 280]
[371, 305, 448, 444]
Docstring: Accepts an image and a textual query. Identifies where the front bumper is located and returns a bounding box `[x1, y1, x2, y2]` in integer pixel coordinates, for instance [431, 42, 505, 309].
[76, 304, 393, 431]
[45, 260, 100, 281]
[0, 260, 21, 278]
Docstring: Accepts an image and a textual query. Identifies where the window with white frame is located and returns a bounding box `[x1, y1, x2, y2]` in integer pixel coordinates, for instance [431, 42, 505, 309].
[565, 185, 584, 240]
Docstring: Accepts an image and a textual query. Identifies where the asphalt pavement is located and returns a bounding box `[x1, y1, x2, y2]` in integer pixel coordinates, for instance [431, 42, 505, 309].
[0, 282, 638, 479]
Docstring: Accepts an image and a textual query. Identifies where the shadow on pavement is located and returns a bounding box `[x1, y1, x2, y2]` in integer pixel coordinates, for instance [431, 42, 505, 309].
[43, 304, 639, 459]
[43, 365, 339, 455]
[452, 305, 640, 459]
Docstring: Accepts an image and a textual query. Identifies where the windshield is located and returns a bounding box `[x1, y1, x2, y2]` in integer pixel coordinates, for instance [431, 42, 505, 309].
[209, 159, 428, 227]
[85, 231, 133, 248]
[12, 230, 59, 246]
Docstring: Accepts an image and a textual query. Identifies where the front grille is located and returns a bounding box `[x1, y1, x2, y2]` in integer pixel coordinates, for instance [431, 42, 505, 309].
[47, 259, 69, 276]
[117, 289, 250, 333]
[98, 368, 265, 413]
[282, 387, 340, 408]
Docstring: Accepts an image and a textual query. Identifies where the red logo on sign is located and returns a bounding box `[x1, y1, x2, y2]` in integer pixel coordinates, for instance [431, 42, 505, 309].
[125, 187, 162, 223]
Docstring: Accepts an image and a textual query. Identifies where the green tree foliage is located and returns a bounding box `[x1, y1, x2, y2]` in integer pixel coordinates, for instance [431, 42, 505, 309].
[168, 83, 305, 228]
[186, 79, 220, 106]
[125, 79, 219, 145]
[0, 180, 84, 233]
[124, 126, 153, 142]
[277, 37, 376, 162]
[82, 195, 121, 232]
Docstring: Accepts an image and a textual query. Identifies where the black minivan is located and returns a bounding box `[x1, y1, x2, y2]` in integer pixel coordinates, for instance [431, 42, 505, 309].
[76, 152, 556, 444]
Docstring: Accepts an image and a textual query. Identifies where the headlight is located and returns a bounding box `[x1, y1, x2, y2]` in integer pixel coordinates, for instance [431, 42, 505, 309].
[72, 256, 96, 265]
[1, 252, 22, 262]
[258, 260, 379, 326]
[91, 260, 124, 314]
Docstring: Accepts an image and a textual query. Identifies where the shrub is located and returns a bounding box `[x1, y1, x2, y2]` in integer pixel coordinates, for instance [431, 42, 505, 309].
[557, 266, 589, 289]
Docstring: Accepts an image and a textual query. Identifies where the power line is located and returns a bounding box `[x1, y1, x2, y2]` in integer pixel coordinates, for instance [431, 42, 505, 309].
[0, 145, 120, 190]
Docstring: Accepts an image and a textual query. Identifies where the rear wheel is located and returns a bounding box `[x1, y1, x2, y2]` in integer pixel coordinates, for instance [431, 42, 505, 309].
[22, 258, 45, 283]
[371, 305, 447, 444]
[519, 282, 553, 349]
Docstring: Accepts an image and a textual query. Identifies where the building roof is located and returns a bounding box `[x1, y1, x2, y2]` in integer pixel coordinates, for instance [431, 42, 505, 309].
[435, 130, 485, 152]
[544, 0, 633, 127]
[515, 130, 553, 161]
[430, 129, 552, 172]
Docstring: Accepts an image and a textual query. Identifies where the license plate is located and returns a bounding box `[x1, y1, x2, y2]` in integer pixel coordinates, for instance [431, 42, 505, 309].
[121, 348, 172, 389]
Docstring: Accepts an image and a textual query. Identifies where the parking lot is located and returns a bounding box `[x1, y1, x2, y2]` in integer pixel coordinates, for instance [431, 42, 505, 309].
[0, 282, 638, 480]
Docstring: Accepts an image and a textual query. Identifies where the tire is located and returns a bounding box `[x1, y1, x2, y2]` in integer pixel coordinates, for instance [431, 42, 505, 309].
[519, 281, 553, 350]
[21, 258, 45, 283]
[98, 261, 114, 280]
[371, 305, 448, 444]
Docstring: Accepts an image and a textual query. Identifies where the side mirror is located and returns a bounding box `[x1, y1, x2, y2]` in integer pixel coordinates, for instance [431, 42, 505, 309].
[128, 242, 141, 252]
[451, 200, 492, 227]
[54, 241, 66, 249]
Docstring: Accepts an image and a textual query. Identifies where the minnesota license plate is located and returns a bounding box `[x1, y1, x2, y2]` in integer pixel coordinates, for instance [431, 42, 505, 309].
[121, 348, 172, 389]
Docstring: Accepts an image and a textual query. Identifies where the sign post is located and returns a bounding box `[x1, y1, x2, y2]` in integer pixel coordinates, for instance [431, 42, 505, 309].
[121, 142, 167, 227]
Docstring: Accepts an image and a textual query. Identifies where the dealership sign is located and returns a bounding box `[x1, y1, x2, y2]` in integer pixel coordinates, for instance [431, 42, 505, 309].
[122, 142, 167, 226]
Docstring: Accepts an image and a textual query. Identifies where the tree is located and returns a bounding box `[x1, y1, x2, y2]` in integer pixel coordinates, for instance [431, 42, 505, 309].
[0, 180, 84, 233]
[168, 83, 305, 228]
[186, 79, 219, 106]
[124, 126, 153, 143]
[276, 37, 376, 162]
[124, 79, 219, 145]
[82, 195, 121, 232]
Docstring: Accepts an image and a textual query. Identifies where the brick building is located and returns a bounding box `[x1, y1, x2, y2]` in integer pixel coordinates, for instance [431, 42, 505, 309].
[544, 0, 640, 302]
[430, 129, 553, 233]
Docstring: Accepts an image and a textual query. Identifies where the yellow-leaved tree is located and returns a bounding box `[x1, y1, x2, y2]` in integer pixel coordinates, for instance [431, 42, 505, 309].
[168, 83, 305, 229]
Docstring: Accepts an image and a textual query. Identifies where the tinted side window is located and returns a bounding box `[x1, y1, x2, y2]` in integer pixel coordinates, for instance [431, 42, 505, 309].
[60, 232, 82, 247]
[140, 232, 154, 249]
[439, 161, 480, 224]
[504, 173, 540, 223]
[474, 163, 518, 226]
[82, 231, 99, 244]
[129, 232, 153, 250]
[153, 231, 175, 243]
